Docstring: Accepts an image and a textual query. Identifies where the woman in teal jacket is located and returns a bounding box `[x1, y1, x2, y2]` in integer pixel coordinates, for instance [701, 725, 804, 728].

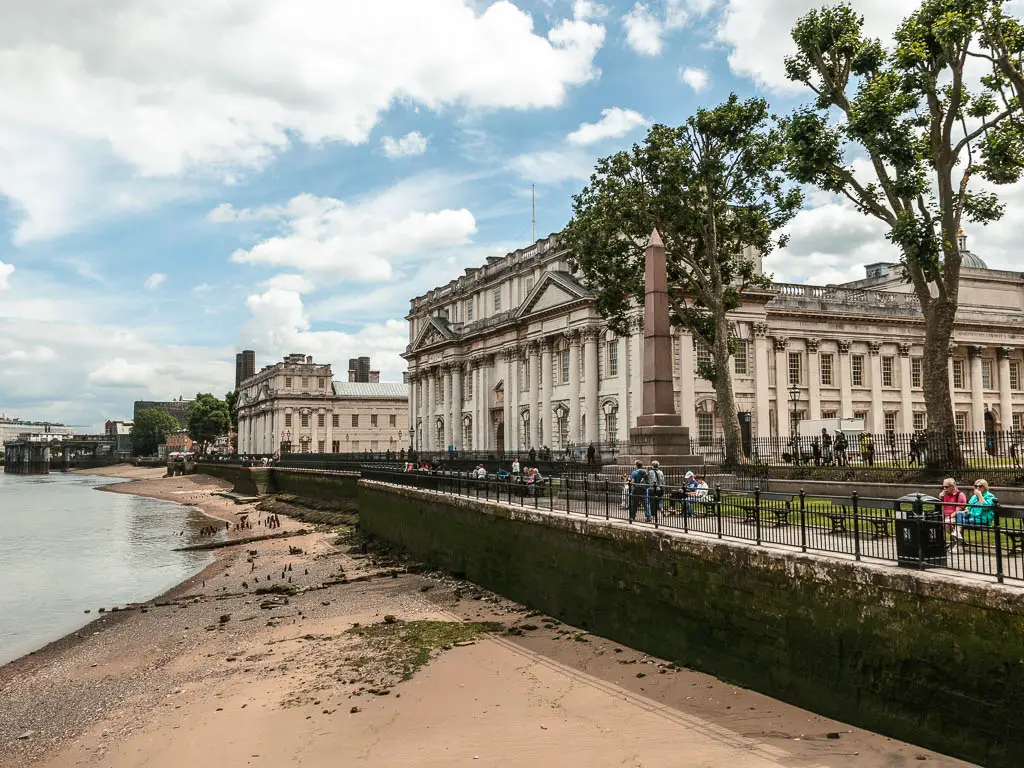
[962, 479, 996, 525]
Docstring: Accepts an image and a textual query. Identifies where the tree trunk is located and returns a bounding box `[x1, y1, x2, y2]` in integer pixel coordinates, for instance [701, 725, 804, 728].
[711, 308, 744, 468]
[920, 297, 960, 467]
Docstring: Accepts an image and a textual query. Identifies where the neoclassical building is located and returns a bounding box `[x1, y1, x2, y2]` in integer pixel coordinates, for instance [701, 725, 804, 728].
[403, 232, 1024, 453]
[236, 354, 408, 455]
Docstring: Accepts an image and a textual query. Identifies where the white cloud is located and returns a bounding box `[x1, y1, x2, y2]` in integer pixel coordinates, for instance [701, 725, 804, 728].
[509, 149, 595, 184]
[88, 358, 155, 388]
[262, 273, 316, 294]
[0, 261, 13, 292]
[715, 0, 919, 92]
[381, 131, 429, 159]
[573, 0, 609, 20]
[192, 283, 214, 294]
[144, 273, 166, 290]
[566, 107, 649, 145]
[0, 0, 606, 241]
[220, 192, 477, 281]
[679, 66, 709, 92]
[623, 3, 668, 55]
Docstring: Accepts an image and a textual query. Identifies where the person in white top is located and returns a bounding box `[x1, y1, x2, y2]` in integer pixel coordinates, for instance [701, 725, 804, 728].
[512, 458, 521, 475]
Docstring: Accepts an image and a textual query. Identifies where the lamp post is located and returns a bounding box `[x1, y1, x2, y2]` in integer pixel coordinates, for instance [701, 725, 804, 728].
[789, 382, 801, 464]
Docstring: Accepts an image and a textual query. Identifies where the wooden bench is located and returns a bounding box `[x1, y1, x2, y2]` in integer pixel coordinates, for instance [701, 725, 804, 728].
[737, 492, 794, 527]
[806, 495, 895, 537]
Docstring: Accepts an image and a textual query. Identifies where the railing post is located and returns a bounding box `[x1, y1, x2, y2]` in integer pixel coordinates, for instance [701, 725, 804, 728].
[799, 489, 807, 553]
[566, 476, 571, 515]
[913, 492, 923, 565]
[754, 486, 762, 546]
[994, 499, 1004, 584]
[852, 491, 861, 561]
[716, 484, 723, 539]
[584, 478, 589, 519]
[604, 480, 609, 520]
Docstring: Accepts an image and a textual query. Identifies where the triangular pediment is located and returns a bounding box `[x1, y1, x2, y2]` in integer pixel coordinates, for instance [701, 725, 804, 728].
[411, 316, 455, 351]
[516, 271, 590, 318]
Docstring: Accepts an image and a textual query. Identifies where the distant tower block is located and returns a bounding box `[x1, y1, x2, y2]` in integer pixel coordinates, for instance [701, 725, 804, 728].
[236, 350, 256, 389]
[348, 356, 379, 383]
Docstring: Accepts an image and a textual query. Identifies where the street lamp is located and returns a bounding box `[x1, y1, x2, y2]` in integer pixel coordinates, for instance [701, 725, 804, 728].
[788, 382, 801, 463]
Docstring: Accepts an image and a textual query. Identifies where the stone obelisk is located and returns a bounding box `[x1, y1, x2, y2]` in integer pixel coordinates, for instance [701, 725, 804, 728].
[623, 229, 700, 468]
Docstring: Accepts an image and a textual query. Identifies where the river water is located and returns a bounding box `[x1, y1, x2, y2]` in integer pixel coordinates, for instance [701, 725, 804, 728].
[0, 472, 215, 665]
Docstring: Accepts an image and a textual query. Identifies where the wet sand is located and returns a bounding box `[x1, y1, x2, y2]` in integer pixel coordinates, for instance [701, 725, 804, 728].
[0, 466, 974, 767]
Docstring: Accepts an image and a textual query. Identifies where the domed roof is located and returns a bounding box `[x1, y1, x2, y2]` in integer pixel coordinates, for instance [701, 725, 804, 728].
[962, 250, 988, 269]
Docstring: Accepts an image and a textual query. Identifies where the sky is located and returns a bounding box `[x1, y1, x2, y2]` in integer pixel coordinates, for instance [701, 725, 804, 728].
[0, 0, 1022, 431]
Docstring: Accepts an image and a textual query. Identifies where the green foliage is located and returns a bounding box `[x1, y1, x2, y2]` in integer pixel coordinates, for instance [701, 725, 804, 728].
[783, 1, 1024, 431]
[130, 408, 180, 457]
[186, 393, 230, 455]
[225, 389, 239, 429]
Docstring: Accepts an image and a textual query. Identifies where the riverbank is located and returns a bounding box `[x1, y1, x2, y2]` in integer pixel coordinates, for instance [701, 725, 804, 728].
[0, 466, 974, 767]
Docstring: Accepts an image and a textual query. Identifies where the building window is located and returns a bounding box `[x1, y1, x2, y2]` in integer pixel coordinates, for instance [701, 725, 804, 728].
[607, 341, 618, 377]
[521, 360, 530, 390]
[466, 298, 474, 322]
[285, 376, 292, 387]
[302, 377, 309, 388]
[390, 414, 397, 427]
[953, 359, 966, 389]
[854, 410, 868, 422]
[371, 414, 378, 427]
[285, 413, 292, 428]
[982, 360, 993, 390]
[955, 412, 968, 433]
[820, 354, 834, 386]
[318, 440, 325, 453]
[911, 357, 923, 388]
[332, 414, 339, 428]
[733, 341, 749, 375]
[884, 411, 897, 433]
[697, 413, 714, 446]
[351, 414, 359, 428]
[851, 355, 864, 387]
[560, 350, 570, 384]
[788, 352, 801, 386]
[301, 413, 309, 428]
[332, 440, 340, 453]
[881, 357, 894, 388]
[1014, 413, 1023, 432]
[467, 375, 473, 399]
[913, 412, 927, 431]
[493, 288, 501, 312]
[317, 413, 325, 428]
[696, 343, 712, 369]
[822, 409, 837, 419]
[1011, 361, 1022, 391]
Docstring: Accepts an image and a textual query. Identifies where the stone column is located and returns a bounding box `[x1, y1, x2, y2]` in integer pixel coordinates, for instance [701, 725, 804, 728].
[753, 323, 771, 435]
[503, 348, 515, 453]
[568, 330, 581, 445]
[773, 337, 790, 438]
[419, 374, 428, 450]
[838, 340, 853, 419]
[426, 369, 436, 451]
[807, 338, 821, 421]
[583, 327, 600, 444]
[898, 344, 914, 432]
[469, 358, 480, 450]
[868, 342, 884, 433]
[969, 345, 985, 432]
[452, 364, 463, 450]
[442, 364, 453, 451]
[528, 342, 540, 450]
[679, 331, 697, 432]
[541, 339, 553, 448]
[480, 355, 492, 450]
[998, 347, 1013, 432]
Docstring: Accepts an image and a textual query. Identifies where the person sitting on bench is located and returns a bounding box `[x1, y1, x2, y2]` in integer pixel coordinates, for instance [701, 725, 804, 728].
[952, 478, 995, 546]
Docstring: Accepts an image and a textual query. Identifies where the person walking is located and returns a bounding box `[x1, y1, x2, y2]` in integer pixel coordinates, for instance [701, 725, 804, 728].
[646, 460, 665, 523]
[629, 461, 648, 523]
[834, 430, 848, 466]
[529, 446, 537, 465]
[587, 442, 596, 467]
[821, 428, 833, 466]
[512, 457, 521, 476]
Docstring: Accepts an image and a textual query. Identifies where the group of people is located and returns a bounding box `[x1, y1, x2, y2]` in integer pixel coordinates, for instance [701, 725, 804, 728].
[939, 477, 996, 548]
[618, 461, 711, 522]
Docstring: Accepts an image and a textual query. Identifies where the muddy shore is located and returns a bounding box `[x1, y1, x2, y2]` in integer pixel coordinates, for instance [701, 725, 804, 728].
[0, 466, 973, 767]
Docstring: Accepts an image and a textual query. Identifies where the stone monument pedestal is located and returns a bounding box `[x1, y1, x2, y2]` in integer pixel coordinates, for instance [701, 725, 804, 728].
[611, 415, 703, 474]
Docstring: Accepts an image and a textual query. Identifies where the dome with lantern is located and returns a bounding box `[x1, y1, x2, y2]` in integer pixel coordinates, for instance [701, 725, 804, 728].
[958, 228, 988, 269]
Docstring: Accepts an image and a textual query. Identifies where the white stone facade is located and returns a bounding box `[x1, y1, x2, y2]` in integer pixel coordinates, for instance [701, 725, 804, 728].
[404, 234, 1024, 453]
[236, 354, 408, 454]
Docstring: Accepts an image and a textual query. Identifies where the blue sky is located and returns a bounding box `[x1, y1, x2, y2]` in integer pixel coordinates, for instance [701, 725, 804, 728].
[0, 0, 1020, 430]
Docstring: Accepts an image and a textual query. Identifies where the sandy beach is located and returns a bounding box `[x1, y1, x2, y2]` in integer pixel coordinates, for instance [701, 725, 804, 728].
[0, 466, 974, 767]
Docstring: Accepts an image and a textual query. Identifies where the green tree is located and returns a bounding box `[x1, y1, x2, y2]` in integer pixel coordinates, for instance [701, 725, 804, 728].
[186, 393, 230, 456]
[565, 96, 802, 466]
[224, 390, 239, 429]
[130, 408, 180, 456]
[783, 1, 1024, 454]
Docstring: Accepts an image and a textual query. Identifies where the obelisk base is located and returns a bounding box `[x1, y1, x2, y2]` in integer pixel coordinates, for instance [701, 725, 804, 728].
[613, 416, 703, 472]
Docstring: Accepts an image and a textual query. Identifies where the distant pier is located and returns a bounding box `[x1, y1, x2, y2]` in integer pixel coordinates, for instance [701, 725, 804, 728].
[3, 435, 119, 474]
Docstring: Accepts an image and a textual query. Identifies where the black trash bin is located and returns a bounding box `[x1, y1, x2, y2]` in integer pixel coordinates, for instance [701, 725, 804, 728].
[894, 493, 946, 568]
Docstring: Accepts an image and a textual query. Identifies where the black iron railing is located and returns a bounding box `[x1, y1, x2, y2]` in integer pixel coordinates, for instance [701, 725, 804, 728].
[360, 468, 1024, 585]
